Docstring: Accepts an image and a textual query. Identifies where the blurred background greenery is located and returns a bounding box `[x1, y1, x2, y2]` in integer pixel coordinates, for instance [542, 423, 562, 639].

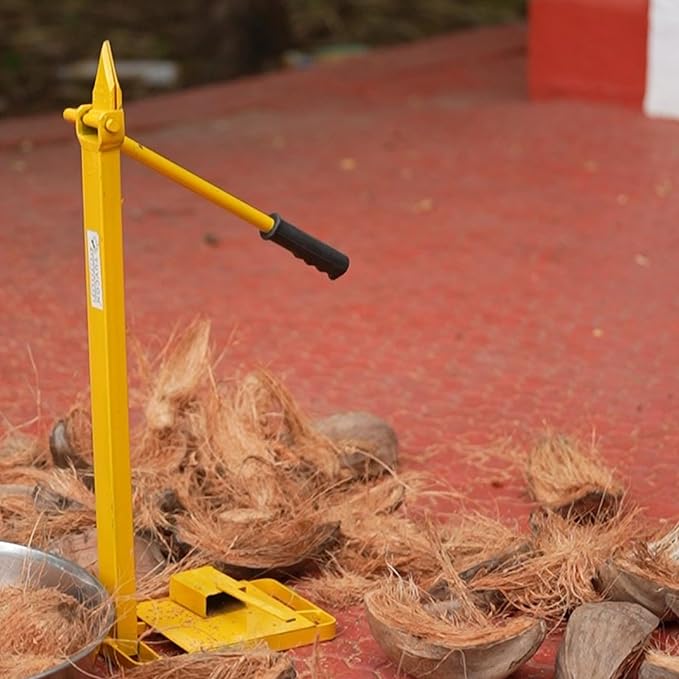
[0, 0, 525, 117]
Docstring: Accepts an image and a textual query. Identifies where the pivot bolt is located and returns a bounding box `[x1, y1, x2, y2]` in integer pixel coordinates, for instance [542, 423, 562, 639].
[104, 117, 121, 133]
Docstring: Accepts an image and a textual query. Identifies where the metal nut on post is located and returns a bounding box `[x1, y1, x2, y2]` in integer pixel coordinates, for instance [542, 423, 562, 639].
[104, 117, 121, 134]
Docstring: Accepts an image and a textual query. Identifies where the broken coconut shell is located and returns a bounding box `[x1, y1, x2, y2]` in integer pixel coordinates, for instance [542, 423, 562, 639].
[365, 589, 546, 679]
[525, 433, 624, 521]
[667, 592, 679, 617]
[555, 602, 659, 679]
[0, 477, 87, 513]
[597, 559, 679, 620]
[175, 516, 340, 580]
[639, 651, 679, 679]
[457, 541, 532, 582]
[313, 411, 398, 477]
[49, 528, 165, 582]
[426, 541, 532, 615]
[49, 413, 93, 473]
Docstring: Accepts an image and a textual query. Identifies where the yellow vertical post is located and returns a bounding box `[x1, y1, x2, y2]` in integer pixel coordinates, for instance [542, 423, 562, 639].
[68, 41, 138, 654]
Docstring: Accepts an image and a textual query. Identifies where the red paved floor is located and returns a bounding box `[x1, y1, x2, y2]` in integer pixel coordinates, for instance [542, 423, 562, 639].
[1, 24, 678, 678]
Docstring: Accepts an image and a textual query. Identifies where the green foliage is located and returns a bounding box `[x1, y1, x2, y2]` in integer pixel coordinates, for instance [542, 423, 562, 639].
[287, 0, 526, 46]
[0, 0, 525, 117]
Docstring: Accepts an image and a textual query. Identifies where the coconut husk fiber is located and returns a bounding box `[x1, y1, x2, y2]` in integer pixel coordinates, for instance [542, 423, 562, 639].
[0, 319, 429, 588]
[303, 488, 523, 608]
[49, 527, 166, 584]
[597, 521, 679, 620]
[0, 320, 349, 578]
[0, 467, 96, 548]
[0, 429, 50, 472]
[555, 602, 659, 679]
[312, 411, 399, 478]
[525, 432, 624, 521]
[115, 648, 296, 679]
[365, 576, 546, 679]
[0, 585, 95, 679]
[122, 320, 357, 576]
[469, 507, 642, 620]
[640, 650, 679, 679]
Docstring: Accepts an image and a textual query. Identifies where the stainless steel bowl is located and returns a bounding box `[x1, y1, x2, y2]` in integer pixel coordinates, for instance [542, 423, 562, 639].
[0, 540, 115, 679]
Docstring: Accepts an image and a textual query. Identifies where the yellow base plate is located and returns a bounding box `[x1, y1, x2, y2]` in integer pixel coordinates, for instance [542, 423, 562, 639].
[103, 637, 161, 667]
[137, 566, 336, 653]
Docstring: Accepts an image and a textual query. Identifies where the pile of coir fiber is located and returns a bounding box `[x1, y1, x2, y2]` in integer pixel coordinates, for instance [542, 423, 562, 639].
[363, 433, 678, 678]
[1, 320, 678, 678]
[0, 586, 93, 679]
[115, 648, 295, 679]
[0, 321, 525, 601]
[0, 320, 447, 675]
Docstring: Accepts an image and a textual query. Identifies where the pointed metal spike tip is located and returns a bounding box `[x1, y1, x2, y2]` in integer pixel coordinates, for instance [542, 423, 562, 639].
[92, 40, 122, 110]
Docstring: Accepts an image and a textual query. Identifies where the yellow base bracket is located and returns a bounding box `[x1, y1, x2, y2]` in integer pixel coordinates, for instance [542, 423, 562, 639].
[102, 638, 161, 668]
[136, 566, 336, 653]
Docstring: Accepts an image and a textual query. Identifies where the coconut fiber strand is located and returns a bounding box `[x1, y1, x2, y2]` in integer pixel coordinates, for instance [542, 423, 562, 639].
[365, 576, 535, 648]
[620, 522, 679, 589]
[469, 506, 643, 620]
[115, 648, 295, 679]
[0, 586, 93, 679]
[525, 432, 624, 519]
[641, 649, 679, 678]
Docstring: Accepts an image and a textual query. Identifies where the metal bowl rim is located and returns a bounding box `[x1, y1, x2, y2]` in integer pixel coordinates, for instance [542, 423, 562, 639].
[0, 540, 116, 678]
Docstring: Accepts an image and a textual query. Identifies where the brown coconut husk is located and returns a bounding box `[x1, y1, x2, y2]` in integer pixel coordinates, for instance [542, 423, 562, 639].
[312, 411, 399, 478]
[309, 487, 523, 608]
[295, 474, 420, 606]
[320, 474, 432, 578]
[640, 649, 679, 679]
[436, 513, 525, 583]
[175, 509, 339, 577]
[555, 602, 659, 679]
[668, 592, 679, 617]
[0, 467, 97, 548]
[0, 586, 95, 679]
[470, 507, 642, 620]
[123, 321, 349, 563]
[297, 568, 381, 609]
[116, 647, 296, 678]
[49, 407, 93, 477]
[597, 522, 679, 620]
[525, 432, 624, 521]
[365, 576, 546, 679]
[0, 429, 49, 470]
[142, 318, 213, 433]
[0, 484, 34, 500]
[1, 321, 352, 583]
[49, 527, 166, 584]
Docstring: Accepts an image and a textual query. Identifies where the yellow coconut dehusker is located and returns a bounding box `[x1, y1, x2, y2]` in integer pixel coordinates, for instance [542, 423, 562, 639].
[63, 41, 348, 666]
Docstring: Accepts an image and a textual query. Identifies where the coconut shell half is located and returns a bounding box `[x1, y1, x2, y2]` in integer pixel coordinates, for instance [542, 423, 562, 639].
[365, 593, 546, 679]
[552, 489, 623, 523]
[555, 602, 659, 679]
[49, 528, 165, 582]
[313, 411, 398, 477]
[191, 520, 341, 580]
[458, 541, 532, 582]
[597, 560, 679, 621]
[639, 652, 679, 679]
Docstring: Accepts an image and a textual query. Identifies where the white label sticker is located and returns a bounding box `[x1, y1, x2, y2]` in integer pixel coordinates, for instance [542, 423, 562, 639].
[86, 230, 104, 310]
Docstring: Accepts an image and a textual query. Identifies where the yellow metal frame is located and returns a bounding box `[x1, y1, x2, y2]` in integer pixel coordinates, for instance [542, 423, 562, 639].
[64, 41, 335, 664]
[137, 566, 335, 653]
[66, 42, 138, 658]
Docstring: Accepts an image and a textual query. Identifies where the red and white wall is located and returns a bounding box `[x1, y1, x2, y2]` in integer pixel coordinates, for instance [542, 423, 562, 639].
[530, 0, 679, 120]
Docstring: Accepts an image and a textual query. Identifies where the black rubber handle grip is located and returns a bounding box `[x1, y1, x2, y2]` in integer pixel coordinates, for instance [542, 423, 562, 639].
[261, 213, 349, 280]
